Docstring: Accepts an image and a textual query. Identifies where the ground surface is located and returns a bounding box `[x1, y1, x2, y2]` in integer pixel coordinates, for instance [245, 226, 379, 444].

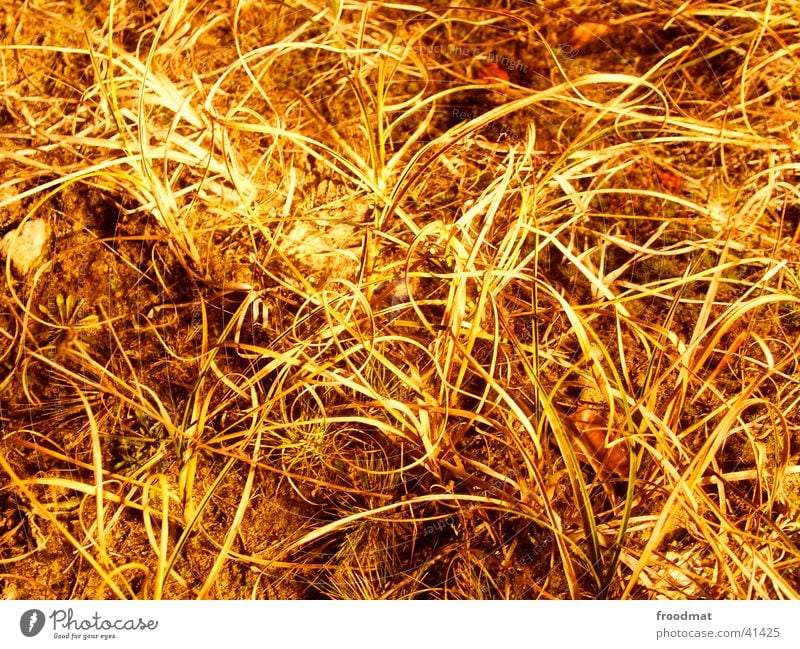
[1, 0, 800, 599]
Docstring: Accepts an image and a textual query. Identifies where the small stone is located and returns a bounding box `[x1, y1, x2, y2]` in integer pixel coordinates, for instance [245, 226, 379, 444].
[0, 219, 48, 276]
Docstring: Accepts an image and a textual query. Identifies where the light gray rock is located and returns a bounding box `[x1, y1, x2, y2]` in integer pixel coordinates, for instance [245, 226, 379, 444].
[0, 219, 48, 276]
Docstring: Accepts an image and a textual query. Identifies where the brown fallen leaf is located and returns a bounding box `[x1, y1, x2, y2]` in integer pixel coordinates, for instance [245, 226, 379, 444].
[570, 21, 611, 50]
[477, 62, 510, 83]
[566, 406, 630, 478]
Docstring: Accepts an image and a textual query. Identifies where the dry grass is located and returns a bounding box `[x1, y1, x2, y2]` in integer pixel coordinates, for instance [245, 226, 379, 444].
[1, 0, 799, 599]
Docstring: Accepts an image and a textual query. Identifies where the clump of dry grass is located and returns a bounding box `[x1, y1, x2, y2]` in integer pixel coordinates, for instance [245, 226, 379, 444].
[1, 0, 800, 600]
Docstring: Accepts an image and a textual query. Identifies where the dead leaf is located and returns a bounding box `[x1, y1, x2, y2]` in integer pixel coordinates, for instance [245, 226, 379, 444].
[567, 407, 630, 478]
[570, 22, 611, 49]
[477, 62, 509, 83]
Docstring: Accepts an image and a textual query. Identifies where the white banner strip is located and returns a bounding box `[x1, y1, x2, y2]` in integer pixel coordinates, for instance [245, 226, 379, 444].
[1, 600, 796, 648]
